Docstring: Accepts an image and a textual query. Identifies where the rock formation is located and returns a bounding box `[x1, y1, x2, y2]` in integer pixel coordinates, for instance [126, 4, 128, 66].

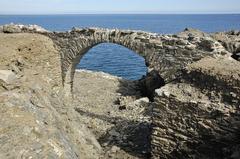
[0, 32, 102, 159]
[0, 24, 230, 96]
[152, 56, 240, 159]
[0, 24, 239, 159]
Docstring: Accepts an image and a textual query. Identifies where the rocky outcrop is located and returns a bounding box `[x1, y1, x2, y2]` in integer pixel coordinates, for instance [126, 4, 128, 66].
[1, 23, 48, 33]
[151, 56, 240, 159]
[212, 30, 240, 60]
[0, 33, 102, 159]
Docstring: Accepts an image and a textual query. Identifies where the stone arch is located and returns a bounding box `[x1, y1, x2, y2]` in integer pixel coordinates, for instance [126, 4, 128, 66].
[46, 27, 227, 98]
[48, 28, 160, 97]
[0, 25, 228, 98]
[63, 40, 149, 98]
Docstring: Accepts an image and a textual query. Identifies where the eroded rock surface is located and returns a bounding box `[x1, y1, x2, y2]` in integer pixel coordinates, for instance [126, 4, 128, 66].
[152, 56, 240, 159]
[0, 24, 239, 159]
[212, 30, 240, 60]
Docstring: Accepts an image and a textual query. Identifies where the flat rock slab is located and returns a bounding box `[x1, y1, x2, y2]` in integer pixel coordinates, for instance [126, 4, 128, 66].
[0, 70, 16, 84]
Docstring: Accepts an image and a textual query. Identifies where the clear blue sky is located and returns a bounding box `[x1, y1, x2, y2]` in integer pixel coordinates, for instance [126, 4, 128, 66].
[0, 0, 240, 14]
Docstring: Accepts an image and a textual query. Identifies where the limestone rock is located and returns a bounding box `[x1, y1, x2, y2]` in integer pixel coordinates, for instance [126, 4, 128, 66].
[133, 97, 149, 107]
[3, 24, 22, 33]
[0, 33, 102, 159]
[22, 24, 48, 32]
[151, 56, 240, 159]
[2, 24, 48, 33]
[0, 70, 17, 84]
[212, 30, 240, 60]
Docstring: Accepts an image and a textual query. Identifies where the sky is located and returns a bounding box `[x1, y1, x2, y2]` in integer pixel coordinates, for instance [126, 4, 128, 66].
[0, 0, 240, 14]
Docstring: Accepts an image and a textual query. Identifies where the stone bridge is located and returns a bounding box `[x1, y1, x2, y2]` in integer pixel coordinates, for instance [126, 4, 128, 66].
[1, 24, 229, 96]
[46, 27, 227, 96]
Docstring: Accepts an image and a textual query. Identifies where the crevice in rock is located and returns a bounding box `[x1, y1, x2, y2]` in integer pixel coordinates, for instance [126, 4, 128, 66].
[138, 70, 165, 102]
[231, 53, 240, 61]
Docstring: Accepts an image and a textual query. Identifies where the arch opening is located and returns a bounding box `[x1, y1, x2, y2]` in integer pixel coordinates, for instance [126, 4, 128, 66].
[77, 43, 147, 80]
[62, 41, 165, 101]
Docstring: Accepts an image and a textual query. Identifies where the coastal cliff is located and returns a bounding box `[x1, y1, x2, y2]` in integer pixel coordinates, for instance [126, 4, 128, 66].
[0, 24, 239, 159]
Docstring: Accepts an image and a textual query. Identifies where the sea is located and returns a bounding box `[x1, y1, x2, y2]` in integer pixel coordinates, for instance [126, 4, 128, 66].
[0, 14, 240, 80]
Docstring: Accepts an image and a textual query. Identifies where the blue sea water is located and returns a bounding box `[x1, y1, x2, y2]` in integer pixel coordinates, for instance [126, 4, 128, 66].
[0, 14, 240, 80]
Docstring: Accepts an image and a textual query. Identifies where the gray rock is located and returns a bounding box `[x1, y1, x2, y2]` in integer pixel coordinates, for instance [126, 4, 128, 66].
[109, 129, 120, 137]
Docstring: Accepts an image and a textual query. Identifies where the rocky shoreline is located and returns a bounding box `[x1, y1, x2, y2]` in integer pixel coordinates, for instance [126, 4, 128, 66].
[0, 24, 239, 159]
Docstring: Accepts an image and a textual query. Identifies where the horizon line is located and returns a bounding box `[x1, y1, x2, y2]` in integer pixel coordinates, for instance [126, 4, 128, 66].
[0, 11, 240, 15]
